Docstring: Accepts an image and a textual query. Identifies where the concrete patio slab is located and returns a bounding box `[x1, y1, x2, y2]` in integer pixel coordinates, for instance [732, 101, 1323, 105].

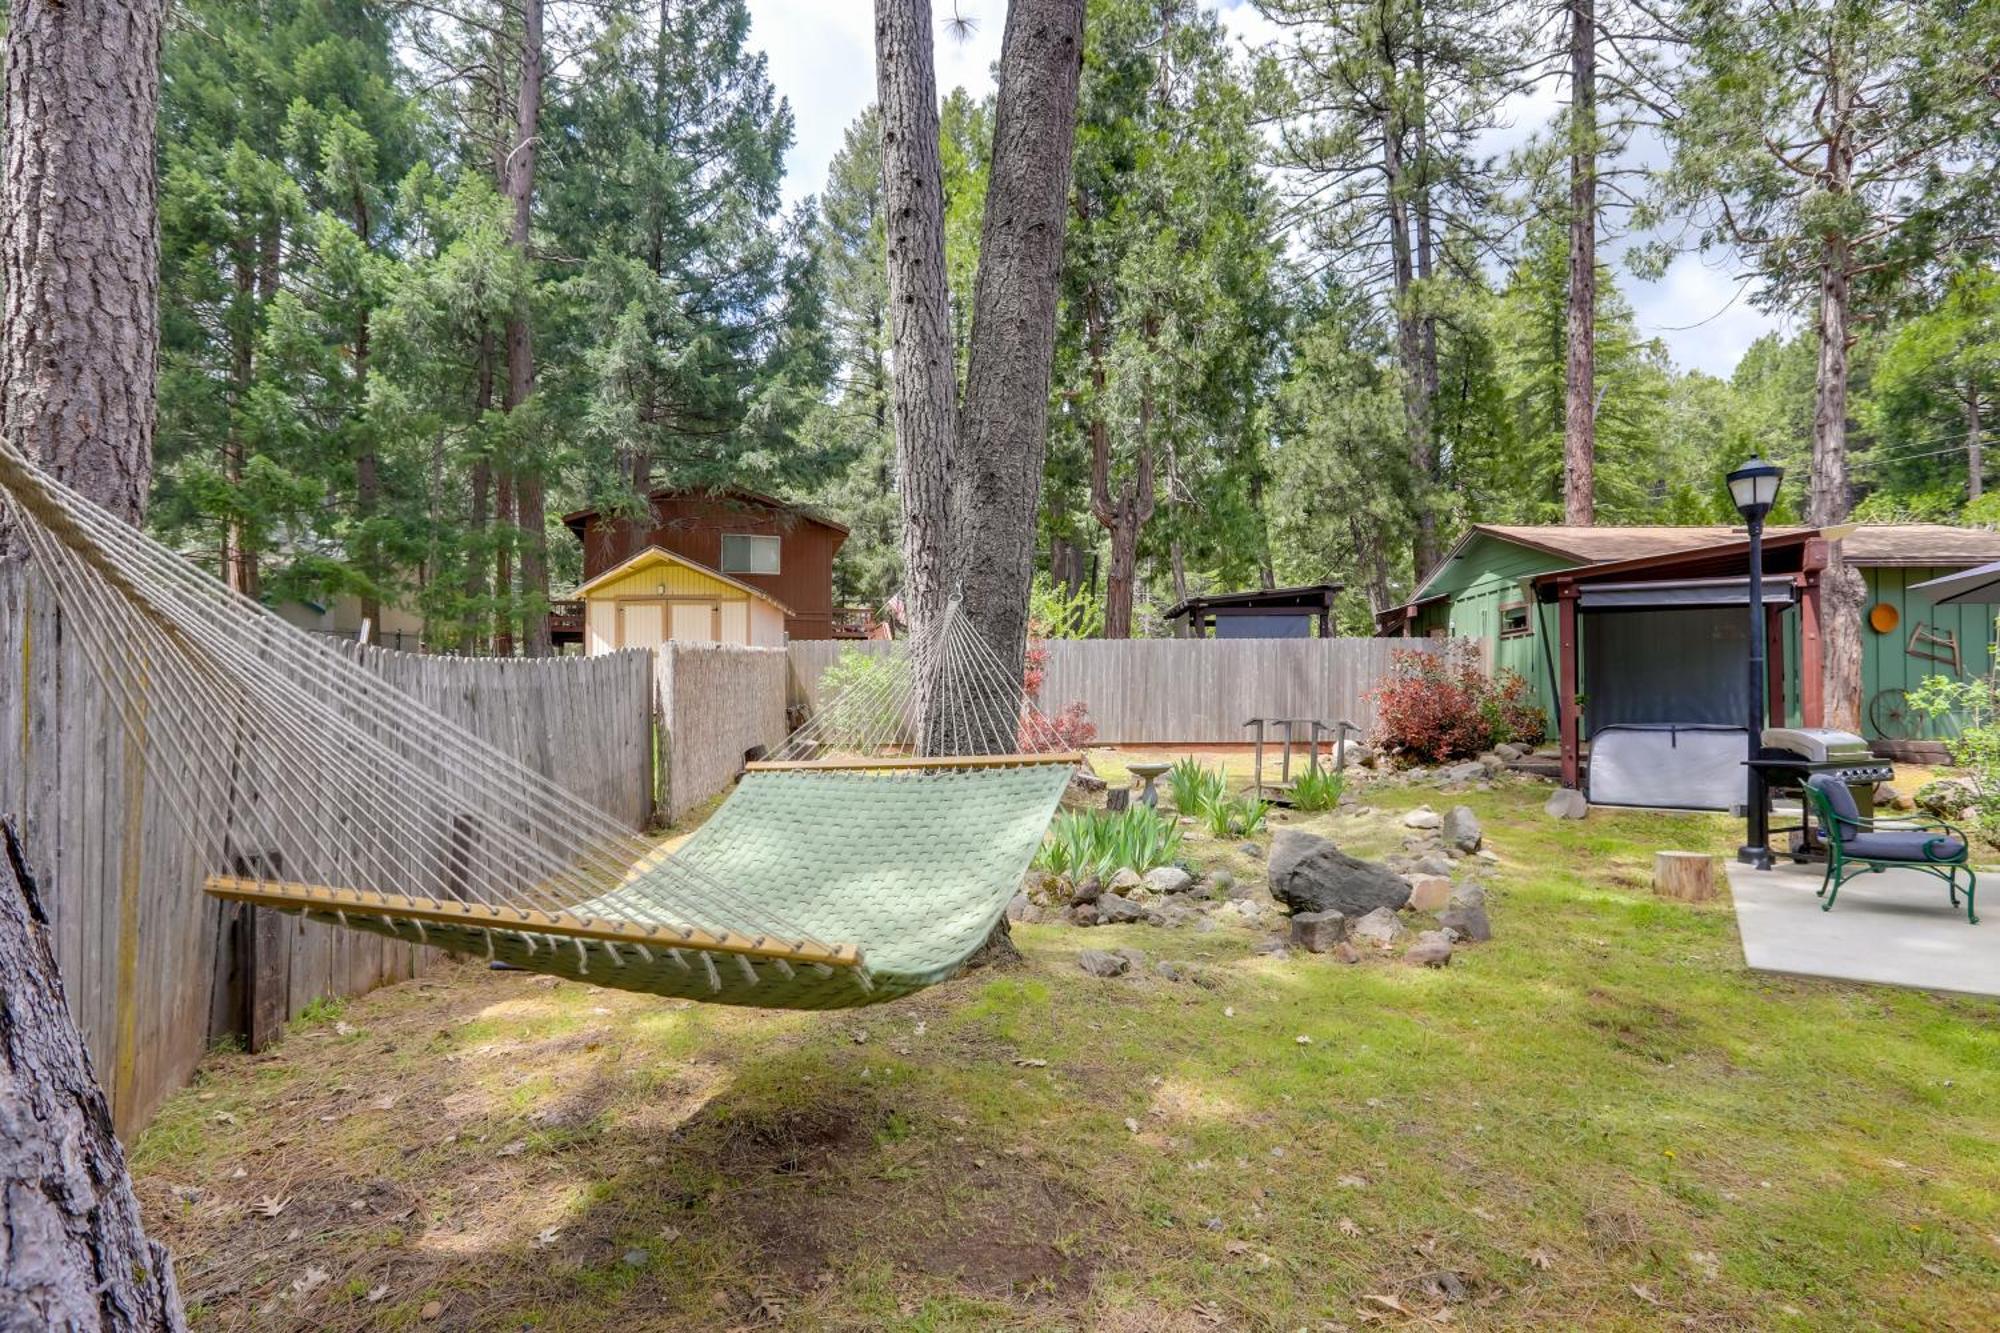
[1726, 860, 1996, 998]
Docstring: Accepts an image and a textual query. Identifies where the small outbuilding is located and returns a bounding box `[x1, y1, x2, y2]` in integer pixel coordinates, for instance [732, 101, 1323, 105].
[1164, 583, 1342, 639]
[574, 546, 792, 654]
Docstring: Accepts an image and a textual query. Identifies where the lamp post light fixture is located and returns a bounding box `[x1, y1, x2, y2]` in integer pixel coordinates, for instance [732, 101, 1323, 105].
[1728, 455, 1784, 869]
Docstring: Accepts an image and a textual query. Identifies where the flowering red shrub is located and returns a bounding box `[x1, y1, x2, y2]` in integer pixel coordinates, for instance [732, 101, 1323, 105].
[1020, 641, 1096, 752]
[1368, 644, 1546, 764]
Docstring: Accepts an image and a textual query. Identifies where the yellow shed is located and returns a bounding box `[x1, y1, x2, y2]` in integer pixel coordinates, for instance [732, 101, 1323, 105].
[575, 546, 792, 654]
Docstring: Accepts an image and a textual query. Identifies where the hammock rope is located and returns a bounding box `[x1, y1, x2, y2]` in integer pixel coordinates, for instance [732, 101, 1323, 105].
[0, 440, 1079, 1008]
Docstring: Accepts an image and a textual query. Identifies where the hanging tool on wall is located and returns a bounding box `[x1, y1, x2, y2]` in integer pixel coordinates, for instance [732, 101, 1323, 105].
[1905, 620, 1963, 676]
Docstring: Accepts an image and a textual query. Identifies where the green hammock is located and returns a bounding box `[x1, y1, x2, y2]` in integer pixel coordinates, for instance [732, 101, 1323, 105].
[277, 761, 1072, 1010]
[0, 438, 1080, 1014]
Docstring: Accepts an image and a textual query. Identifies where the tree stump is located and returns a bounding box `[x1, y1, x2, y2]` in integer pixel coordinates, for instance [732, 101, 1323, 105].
[1653, 851, 1718, 902]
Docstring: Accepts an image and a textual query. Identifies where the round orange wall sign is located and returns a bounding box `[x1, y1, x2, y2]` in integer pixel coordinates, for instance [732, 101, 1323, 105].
[1867, 602, 1900, 634]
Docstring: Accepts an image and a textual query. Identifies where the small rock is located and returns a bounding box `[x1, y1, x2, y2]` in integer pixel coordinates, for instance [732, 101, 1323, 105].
[1544, 788, 1588, 820]
[1477, 752, 1507, 774]
[1414, 852, 1455, 877]
[1405, 930, 1454, 967]
[1154, 959, 1194, 982]
[622, 1248, 647, 1267]
[1441, 761, 1486, 784]
[1331, 940, 1362, 965]
[1019, 902, 1044, 924]
[1474, 848, 1500, 863]
[420, 1301, 445, 1322]
[1144, 866, 1196, 895]
[1402, 807, 1443, 830]
[1239, 841, 1264, 858]
[1289, 909, 1349, 953]
[1351, 907, 1407, 950]
[1005, 893, 1031, 923]
[1114, 947, 1148, 970]
[1108, 868, 1146, 894]
[1441, 805, 1483, 853]
[1493, 742, 1524, 761]
[1439, 884, 1491, 942]
[1206, 868, 1235, 896]
[1097, 893, 1147, 924]
[1073, 876, 1103, 904]
[1068, 902, 1099, 927]
[1077, 949, 1130, 978]
[1404, 874, 1451, 913]
[1252, 935, 1290, 958]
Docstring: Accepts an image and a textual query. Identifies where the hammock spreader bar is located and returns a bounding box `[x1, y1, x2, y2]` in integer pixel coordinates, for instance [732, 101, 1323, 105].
[203, 875, 867, 969]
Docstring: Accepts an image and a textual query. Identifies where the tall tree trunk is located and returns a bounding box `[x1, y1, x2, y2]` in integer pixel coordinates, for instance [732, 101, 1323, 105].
[461, 329, 497, 654]
[948, 0, 1083, 735]
[1809, 228, 1863, 732]
[1349, 514, 1393, 615]
[1249, 469, 1276, 590]
[2, 823, 185, 1330]
[1087, 295, 1155, 640]
[0, 0, 164, 534]
[0, 5, 184, 1325]
[505, 0, 550, 657]
[1169, 539, 1190, 606]
[352, 186, 383, 631]
[1968, 387, 1984, 502]
[224, 251, 258, 597]
[875, 0, 962, 644]
[1381, 76, 1435, 583]
[494, 470, 515, 656]
[1563, 0, 1597, 526]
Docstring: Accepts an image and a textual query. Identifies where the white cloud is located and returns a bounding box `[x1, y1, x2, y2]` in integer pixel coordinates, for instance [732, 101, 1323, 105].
[742, 0, 1779, 375]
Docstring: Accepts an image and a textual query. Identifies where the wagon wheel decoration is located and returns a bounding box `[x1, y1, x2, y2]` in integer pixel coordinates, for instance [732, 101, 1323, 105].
[1868, 688, 1919, 741]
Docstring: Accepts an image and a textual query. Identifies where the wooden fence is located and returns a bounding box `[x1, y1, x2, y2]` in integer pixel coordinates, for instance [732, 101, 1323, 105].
[655, 643, 790, 824]
[0, 563, 654, 1135]
[788, 636, 1448, 744]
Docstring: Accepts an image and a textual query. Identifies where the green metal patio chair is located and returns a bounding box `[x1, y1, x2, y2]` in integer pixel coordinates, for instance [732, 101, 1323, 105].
[1803, 775, 1978, 924]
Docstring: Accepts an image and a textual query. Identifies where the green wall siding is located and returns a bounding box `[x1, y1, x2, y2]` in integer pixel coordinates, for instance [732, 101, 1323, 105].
[1860, 567, 1998, 740]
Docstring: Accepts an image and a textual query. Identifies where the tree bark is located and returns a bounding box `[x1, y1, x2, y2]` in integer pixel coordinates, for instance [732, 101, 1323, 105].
[2, 822, 185, 1330]
[1085, 286, 1154, 640]
[1380, 61, 1435, 583]
[1968, 387, 1983, 502]
[505, 0, 551, 658]
[877, 0, 1083, 751]
[1563, 0, 1597, 526]
[0, 10, 180, 1316]
[0, 0, 165, 540]
[1810, 226, 1863, 732]
[461, 329, 497, 654]
[875, 0, 960, 643]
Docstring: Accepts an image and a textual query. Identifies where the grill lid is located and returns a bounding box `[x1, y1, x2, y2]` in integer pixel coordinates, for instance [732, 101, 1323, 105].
[1761, 727, 1872, 764]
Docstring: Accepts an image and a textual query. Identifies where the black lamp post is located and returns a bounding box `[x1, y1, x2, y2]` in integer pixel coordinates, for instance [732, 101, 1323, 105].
[1728, 455, 1784, 869]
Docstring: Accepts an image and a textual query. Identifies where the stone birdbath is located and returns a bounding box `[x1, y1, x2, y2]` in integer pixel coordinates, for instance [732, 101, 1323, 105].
[1128, 761, 1172, 809]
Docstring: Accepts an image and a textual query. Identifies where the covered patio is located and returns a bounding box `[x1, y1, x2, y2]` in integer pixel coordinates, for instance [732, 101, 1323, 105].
[1531, 531, 1834, 793]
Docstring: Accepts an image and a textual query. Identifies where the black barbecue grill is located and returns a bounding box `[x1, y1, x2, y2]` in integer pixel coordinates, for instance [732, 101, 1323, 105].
[1749, 727, 1896, 860]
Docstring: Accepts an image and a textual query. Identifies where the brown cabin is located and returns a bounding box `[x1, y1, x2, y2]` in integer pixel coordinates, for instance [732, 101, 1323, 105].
[557, 488, 849, 644]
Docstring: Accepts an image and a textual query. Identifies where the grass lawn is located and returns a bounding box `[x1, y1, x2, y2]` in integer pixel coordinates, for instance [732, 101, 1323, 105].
[132, 776, 2000, 1331]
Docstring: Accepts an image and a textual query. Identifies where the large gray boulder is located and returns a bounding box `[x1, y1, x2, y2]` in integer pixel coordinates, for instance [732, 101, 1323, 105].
[1097, 893, 1147, 924]
[1268, 829, 1412, 917]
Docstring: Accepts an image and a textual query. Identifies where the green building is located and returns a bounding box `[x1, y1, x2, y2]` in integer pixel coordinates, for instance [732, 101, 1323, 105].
[1376, 524, 2000, 776]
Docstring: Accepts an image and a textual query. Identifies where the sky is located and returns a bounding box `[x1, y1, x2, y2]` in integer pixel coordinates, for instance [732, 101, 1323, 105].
[741, 0, 1784, 378]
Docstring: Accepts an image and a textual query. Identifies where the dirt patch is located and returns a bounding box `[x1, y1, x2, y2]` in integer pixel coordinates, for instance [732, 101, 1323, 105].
[1583, 987, 1696, 1063]
[710, 1100, 874, 1176]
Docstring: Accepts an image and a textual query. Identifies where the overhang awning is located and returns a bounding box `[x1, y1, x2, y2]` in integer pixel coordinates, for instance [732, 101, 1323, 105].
[1577, 577, 1797, 611]
[1909, 558, 2000, 605]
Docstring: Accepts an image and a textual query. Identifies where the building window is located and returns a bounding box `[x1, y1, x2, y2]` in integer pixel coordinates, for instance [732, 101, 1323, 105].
[1499, 602, 1532, 639]
[720, 534, 780, 575]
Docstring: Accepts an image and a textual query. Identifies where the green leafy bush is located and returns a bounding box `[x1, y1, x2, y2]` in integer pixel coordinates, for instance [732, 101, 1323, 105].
[1034, 807, 1185, 880]
[1288, 767, 1346, 812]
[1907, 671, 2000, 843]
[1205, 793, 1269, 839]
[1166, 756, 1226, 817]
[814, 648, 910, 751]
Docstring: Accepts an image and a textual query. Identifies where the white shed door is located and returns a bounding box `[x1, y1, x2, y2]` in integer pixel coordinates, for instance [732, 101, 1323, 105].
[718, 601, 749, 644]
[619, 601, 664, 651]
[670, 601, 718, 643]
